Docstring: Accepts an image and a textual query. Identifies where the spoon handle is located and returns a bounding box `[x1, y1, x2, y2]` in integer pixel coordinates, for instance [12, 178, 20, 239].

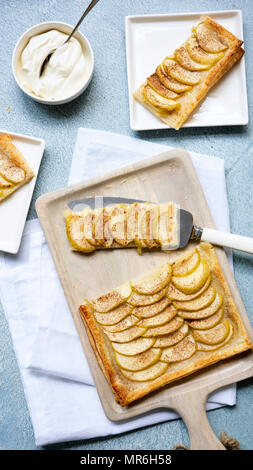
[65, 0, 100, 44]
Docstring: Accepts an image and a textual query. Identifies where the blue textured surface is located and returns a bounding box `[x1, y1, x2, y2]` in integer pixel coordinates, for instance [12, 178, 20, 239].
[0, 0, 253, 450]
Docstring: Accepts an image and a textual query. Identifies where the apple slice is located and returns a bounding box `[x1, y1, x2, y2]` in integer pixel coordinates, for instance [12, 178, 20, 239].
[0, 174, 12, 188]
[138, 305, 177, 327]
[187, 308, 223, 330]
[143, 316, 184, 337]
[121, 361, 168, 382]
[89, 283, 132, 312]
[66, 215, 95, 253]
[104, 325, 147, 343]
[174, 45, 210, 71]
[139, 204, 160, 249]
[194, 23, 228, 53]
[127, 202, 149, 248]
[178, 292, 223, 320]
[163, 59, 201, 85]
[147, 73, 179, 99]
[95, 208, 114, 248]
[115, 347, 161, 372]
[167, 275, 211, 301]
[186, 36, 224, 65]
[193, 320, 229, 345]
[131, 263, 171, 295]
[0, 154, 25, 183]
[103, 315, 139, 333]
[128, 285, 168, 306]
[173, 286, 216, 311]
[172, 249, 200, 277]
[112, 337, 155, 356]
[133, 297, 171, 318]
[143, 85, 180, 111]
[161, 335, 196, 362]
[82, 210, 98, 246]
[197, 323, 233, 351]
[94, 303, 133, 326]
[156, 64, 192, 93]
[154, 324, 189, 348]
[157, 204, 174, 248]
[108, 204, 132, 246]
[172, 260, 210, 294]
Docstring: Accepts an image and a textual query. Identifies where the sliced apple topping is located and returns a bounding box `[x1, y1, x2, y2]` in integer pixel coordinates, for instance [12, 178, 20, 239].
[139, 204, 160, 249]
[115, 347, 161, 372]
[178, 292, 223, 320]
[163, 59, 201, 85]
[194, 23, 228, 53]
[167, 274, 211, 301]
[143, 85, 180, 111]
[0, 174, 12, 188]
[66, 215, 95, 253]
[186, 36, 224, 65]
[188, 308, 223, 330]
[174, 45, 210, 71]
[172, 260, 210, 294]
[82, 210, 97, 246]
[161, 335, 196, 362]
[197, 322, 233, 351]
[128, 285, 168, 307]
[193, 320, 230, 345]
[121, 361, 168, 382]
[172, 249, 200, 277]
[89, 283, 131, 312]
[137, 305, 177, 327]
[104, 315, 139, 333]
[143, 316, 184, 337]
[127, 203, 149, 248]
[173, 285, 216, 311]
[147, 73, 179, 99]
[94, 303, 133, 326]
[154, 324, 189, 348]
[133, 297, 171, 318]
[95, 208, 114, 248]
[131, 263, 171, 295]
[112, 337, 155, 356]
[0, 151, 26, 183]
[108, 204, 132, 246]
[105, 325, 146, 343]
[156, 64, 192, 93]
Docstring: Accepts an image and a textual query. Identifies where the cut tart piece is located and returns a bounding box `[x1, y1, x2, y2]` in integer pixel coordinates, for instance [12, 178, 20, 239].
[66, 201, 179, 254]
[79, 243, 252, 406]
[134, 15, 244, 129]
[0, 133, 34, 203]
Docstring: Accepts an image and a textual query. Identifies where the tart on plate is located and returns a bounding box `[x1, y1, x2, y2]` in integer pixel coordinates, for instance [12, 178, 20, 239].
[79, 243, 252, 406]
[0, 133, 34, 202]
[134, 16, 245, 130]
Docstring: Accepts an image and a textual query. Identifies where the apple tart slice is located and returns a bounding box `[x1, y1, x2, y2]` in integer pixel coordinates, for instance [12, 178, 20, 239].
[0, 134, 34, 203]
[66, 201, 180, 254]
[79, 243, 252, 406]
[134, 16, 245, 129]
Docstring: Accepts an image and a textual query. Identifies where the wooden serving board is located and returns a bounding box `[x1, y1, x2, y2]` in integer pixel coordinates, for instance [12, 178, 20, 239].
[36, 149, 253, 450]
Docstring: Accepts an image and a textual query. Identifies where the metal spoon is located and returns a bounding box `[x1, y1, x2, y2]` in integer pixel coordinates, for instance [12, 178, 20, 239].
[39, 0, 100, 77]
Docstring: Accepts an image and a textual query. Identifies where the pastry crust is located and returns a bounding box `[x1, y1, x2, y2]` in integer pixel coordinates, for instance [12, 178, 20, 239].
[0, 134, 34, 203]
[134, 16, 245, 130]
[79, 243, 252, 406]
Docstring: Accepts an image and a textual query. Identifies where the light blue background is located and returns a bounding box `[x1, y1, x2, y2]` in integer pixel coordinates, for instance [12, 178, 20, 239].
[0, 0, 252, 450]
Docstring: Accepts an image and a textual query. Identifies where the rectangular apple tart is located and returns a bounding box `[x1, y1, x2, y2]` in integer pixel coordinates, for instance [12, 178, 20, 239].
[80, 243, 252, 406]
[66, 202, 179, 254]
[0, 133, 34, 203]
[134, 16, 245, 129]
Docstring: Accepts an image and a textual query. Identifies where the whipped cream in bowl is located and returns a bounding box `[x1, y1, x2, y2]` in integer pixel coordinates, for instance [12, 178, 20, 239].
[12, 22, 94, 105]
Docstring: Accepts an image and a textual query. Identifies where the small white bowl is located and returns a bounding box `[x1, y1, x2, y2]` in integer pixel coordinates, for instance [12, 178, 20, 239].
[12, 21, 94, 105]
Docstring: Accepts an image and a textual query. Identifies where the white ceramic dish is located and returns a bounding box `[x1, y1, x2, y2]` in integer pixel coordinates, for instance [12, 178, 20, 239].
[12, 21, 94, 105]
[0, 131, 45, 254]
[125, 10, 248, 131]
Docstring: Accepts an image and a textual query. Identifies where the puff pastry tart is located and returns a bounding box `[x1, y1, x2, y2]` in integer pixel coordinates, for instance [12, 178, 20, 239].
[134, 16, 245, 130]
[0, 134, 34, 202]
[66, 202, 180, 254]
[80, 243, 252, 406]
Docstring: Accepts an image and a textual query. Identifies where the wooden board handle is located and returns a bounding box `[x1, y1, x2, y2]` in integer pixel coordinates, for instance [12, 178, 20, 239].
[170, 392, 225, 450]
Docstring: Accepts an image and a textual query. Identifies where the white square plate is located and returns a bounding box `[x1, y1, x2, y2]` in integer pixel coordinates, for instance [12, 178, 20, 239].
[125, 10, 248, 131]
[0, 131, 45, 254]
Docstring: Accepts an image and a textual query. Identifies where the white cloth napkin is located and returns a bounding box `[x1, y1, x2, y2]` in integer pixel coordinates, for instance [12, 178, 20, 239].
[0, 129, 235, 446]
